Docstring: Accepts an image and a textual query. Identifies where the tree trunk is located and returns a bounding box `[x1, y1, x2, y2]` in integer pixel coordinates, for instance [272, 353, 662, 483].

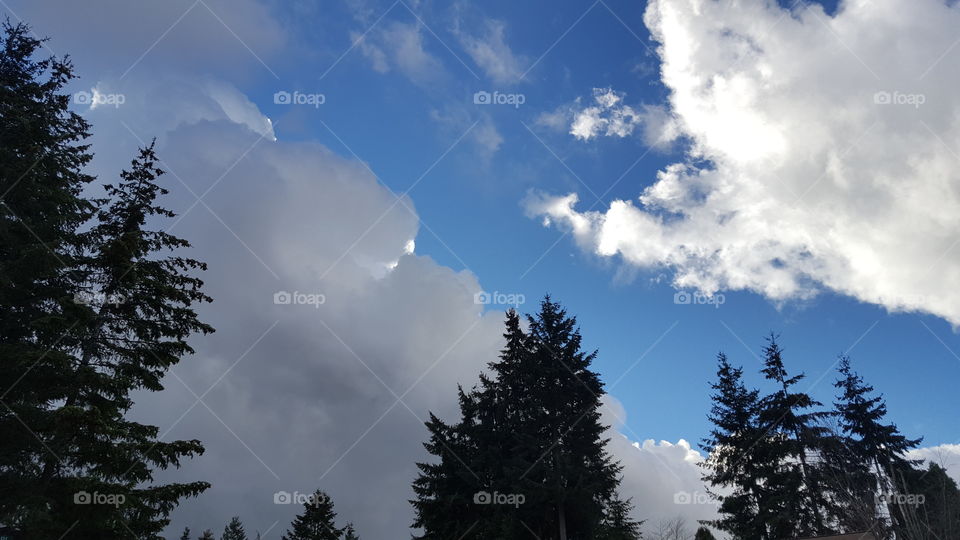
[558, 503, 567, 540]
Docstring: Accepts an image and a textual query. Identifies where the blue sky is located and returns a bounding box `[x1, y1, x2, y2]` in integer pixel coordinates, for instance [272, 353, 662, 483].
[250, 0, 957, 447]
[10, 0, 960, 536]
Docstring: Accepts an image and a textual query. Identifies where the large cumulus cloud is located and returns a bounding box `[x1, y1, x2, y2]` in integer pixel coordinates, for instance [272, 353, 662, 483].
[528, 0, 960, 325]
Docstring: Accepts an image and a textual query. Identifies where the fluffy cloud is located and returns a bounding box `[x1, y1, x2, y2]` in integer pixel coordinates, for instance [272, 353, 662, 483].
[83, 78, 708, 537]
[601, 397, 719, 532]
[528, 0, 960, 325]
[99, 101, 508, 539]
[538, 87, 679, 148]
[909, 444, 960, 484]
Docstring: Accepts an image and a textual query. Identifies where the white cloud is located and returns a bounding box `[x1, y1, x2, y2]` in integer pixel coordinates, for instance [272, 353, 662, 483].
[528, 0, 960, 326]
[354, 21, 443, 84]
[89, 91, 507, 539]
[601, 396, 719, 533]
[909, 444, 960, 484]
[430, 106, 503, 158]
[538, 88, 679, 148]
[455, 18, 527, 84]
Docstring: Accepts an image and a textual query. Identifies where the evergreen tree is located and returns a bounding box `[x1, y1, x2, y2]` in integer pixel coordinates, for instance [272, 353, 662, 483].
[831, 356, 922, 537]
[281, 490, 343, 540]
[413, 298, 637, 539]
[900, 462, 960, 539]
[693, 525, 716, 540]
[595, 496, 643, 540]
[199, 530, 215, 540]
[700, 353, 765, 539]
[221, 516, 248, 540]
[754, 336, 833, 538]
[0, 19, 95, 535]
[180, 527, 192, 540]
[0, 22, 212, 539]
[341, 523, 360, 540]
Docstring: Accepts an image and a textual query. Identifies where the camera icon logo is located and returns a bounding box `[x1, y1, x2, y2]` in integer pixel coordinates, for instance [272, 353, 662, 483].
[673, 291, 691, 305]
[474, 291, 491, 305]
[473, 491, 491, 504]
[74, 491, 91, 504]
[274, 291, 292, 305]
[473, 91, 491, 105]
[274, 90, 292, 105]
[873, 91, 891, 105]
[274, 491, 292, 504]
[73, 91, 92, 105]
[673, 491, 692, 504]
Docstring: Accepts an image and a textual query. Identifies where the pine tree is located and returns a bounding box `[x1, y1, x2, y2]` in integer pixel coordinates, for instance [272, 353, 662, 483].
[901, 462, 960, 539]
[341, 523, 360, 540]
[701, 353, 765, 539]
[693, 525, 716, 540]
[754, 336, 833, 538]
[832, 356, 922, 537]
[281, 490, 344, 540]
[412, 298, 638, 539]
[221, 516, 248, 540]
[595, 496, 643, 540]
[14, 143, 212, 538]
[180, 527, 192, 540]
[0, 22, 213, 538]
[521, 297, 624, 539]
[0, 19, 95, 535]
[199, 530, 215, 540]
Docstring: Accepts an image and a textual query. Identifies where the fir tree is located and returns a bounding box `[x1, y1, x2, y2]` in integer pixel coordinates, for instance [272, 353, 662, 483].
[199, 530, 215, 540]
[0, 19, 95, 536]
[693, 525, 716, 540]
[221, 516, 248, 540]
[901, 462, 960, 539]
[832, 356, 922, 537]
[700, 353, 765, 539]
[755, 336, 833, 538]
[595, 496, 643, 540]
[341, 523, 360, 540]
[413, 298, 637, 539]
[180, 527, 192, 540]
[0, 22, 212, 539]
[281, 490, 343, 540]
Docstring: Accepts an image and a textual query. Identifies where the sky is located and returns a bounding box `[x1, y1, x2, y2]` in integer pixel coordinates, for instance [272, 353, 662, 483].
[6, 0, 960, 537]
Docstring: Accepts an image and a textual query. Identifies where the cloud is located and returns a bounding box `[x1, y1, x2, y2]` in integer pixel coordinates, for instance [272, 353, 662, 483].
[430, 106, 503, 158]
[528, 0, 960, 326]
[909, 444, 960, 484]
[10, 0, 284, 77]
[601, 396, 719, 533]
[455, 18, 527, 84]
[98, 103, 508, 539]
[537, 88, 679, 148]
[353, 21, 444, 84]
